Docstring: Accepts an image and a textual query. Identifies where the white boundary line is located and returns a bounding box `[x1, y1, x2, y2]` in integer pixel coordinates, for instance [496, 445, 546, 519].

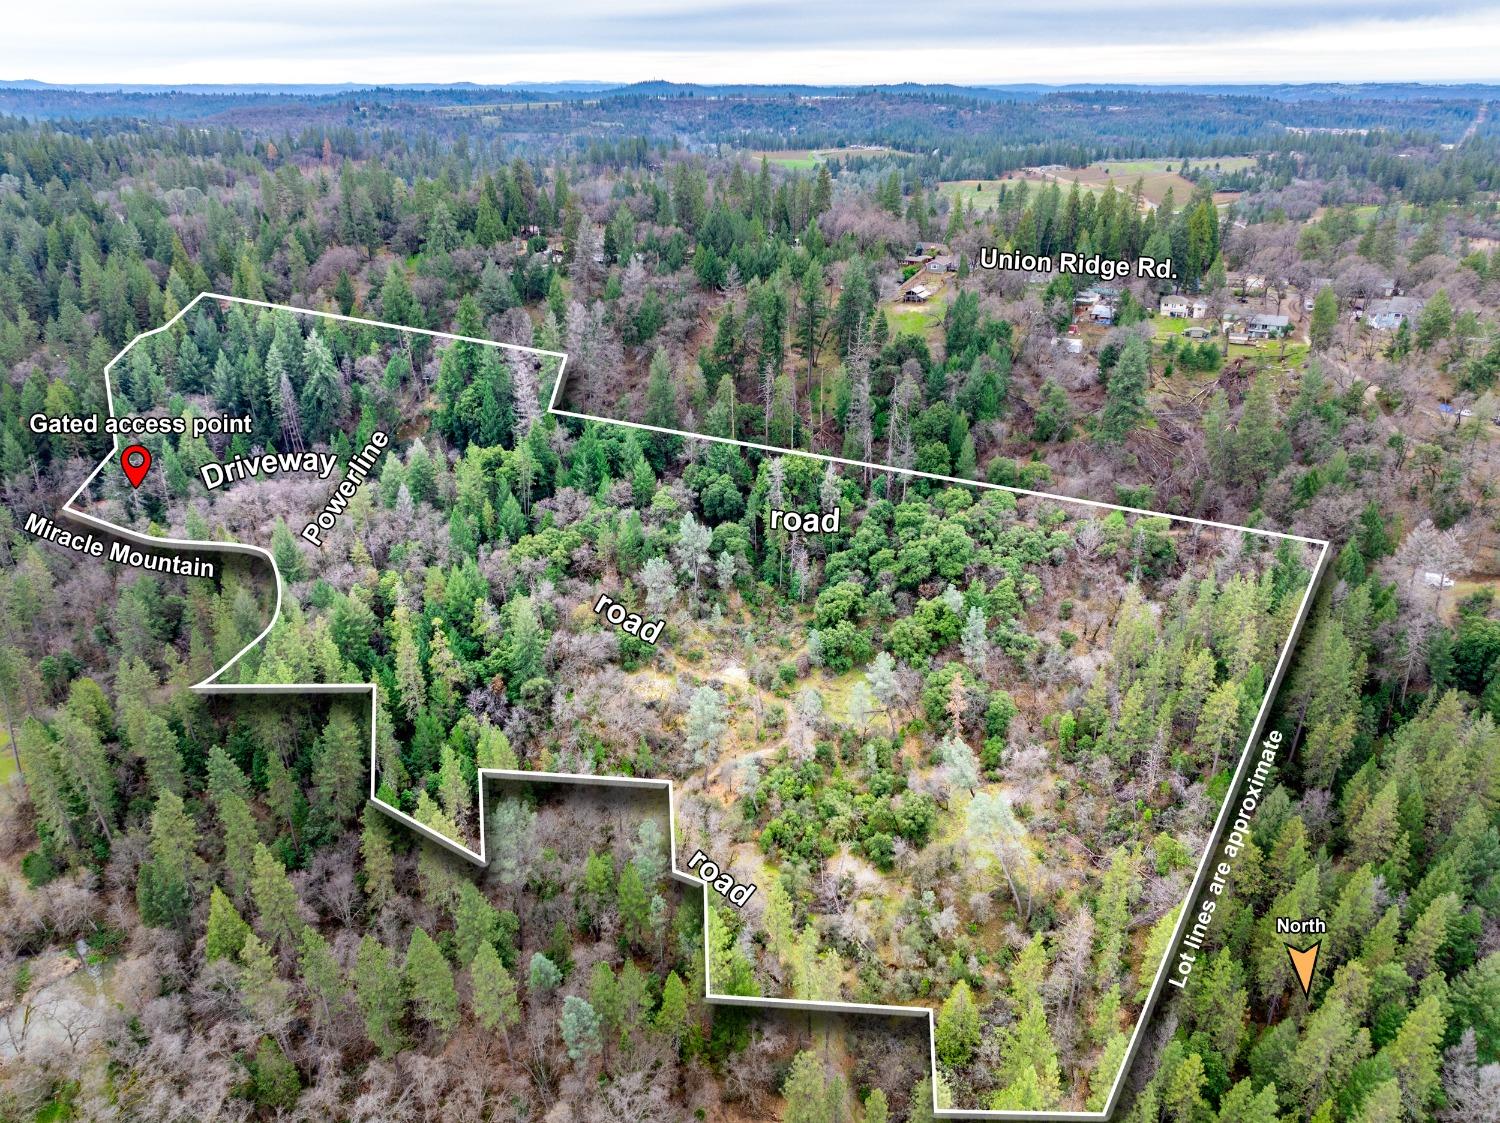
[545, 353, 1325, 548]
[52, 294, 1330, 1119]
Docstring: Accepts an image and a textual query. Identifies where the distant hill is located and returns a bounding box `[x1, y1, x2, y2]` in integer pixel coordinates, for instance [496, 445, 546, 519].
[3, 78, 1496, 101]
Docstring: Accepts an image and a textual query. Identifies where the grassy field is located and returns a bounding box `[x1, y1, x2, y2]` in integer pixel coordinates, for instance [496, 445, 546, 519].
[884, 297, 947, 339]
[1340, 203, 1420, 223]
[749, 146, 910, 169]
[943, 156, 1251, 214]
[0, 728, 14, 785]
[1097, 156, 1256, 177]
[1148, 314, 1310, 372]
[1152, 317, 1206, 341]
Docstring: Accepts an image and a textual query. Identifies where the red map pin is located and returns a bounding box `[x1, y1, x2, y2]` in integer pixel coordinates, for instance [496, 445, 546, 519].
[121, 444, 152, 489]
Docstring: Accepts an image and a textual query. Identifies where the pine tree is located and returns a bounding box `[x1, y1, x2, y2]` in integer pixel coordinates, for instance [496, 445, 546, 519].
[1086, 1032, 1129, 1110]
[528, 952, 562, 994]
[470, 939, 519, 1045]
[561, 995, 603, 1061]
[250, 843, 303, 950]
[134, 711, 184, 798]
[353, 935, 407, 1057]
[452, 882, 502, 967]
[1000, 998, 1063, 1107]
[909, 1076, 936, 1123]
[298, 927, 344, 1034]
[405, 927, 459, 1039]
[361, 804, 396, 911]
[1416, 289, 1452, 351]
[1380, 993, 1444, 1115]
[249, 1036, 301, 1110]
[782, 1050, 832, 1123]
[1310, 286, 1339, 351]
[936, 979, 982, 1066]
[644, 347, 679, 431]
[216, 790, 259, 904]
[1161, 1050, 1209, 1123]
[1214, 1078, 1280, 1123]
[391, 602, 425, 720]
[1288, 997, 1369, 1112]
[617, 861, 652, 946]
[56, 706, 115, 844]
[311, 705, 365, 829]
[137, 789, 200, 927]
[1350, 1079, 1401, 1123]
[502, 596, 546, 692]
[655, 969, 690, 1044]
[205, 885, 251, 962]
[238, 930, 290, 1030]
[1099, 335, 1149, 443]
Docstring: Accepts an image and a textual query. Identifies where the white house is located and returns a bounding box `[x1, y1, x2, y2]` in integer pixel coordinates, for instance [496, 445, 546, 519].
[1160, 295, 1208, 319]
[1366, 296, 1423, 331]
[1247, 313, 1291, 339]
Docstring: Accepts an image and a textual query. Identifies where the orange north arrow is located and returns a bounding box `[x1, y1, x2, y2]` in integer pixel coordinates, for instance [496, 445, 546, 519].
[1286, 943, 1320, 996]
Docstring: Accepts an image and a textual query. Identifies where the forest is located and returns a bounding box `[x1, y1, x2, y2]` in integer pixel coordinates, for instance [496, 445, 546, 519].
[0, 82, 1496, 1123]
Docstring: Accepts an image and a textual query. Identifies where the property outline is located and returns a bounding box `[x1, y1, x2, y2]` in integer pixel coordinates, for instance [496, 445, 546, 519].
[54, 294, 1331, 1120]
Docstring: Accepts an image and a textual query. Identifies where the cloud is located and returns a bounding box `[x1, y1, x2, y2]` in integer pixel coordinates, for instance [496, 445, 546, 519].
[6, 0, 1499, 83]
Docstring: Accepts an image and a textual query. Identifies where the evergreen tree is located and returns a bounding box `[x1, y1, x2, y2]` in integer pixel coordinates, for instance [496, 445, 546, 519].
[560, 994, 603, 1061]
[205, 885, 251, 962]
[617, 861, 652, 946]
[935, 978, 982, 1067]
[1379, 993, 1444, 1115]
[528, 951, 562, 993]
[1310, 285, 1339, 351]
[452, 881, 503, 967]
[405, 927, 459, 1039]
[353, 934, 407, 1057]
[470, 939, 520, 1045]
[361, 804, 396, 911]
[656, 969, 690, 1044]
[250, 843, 303, 950]
[783, 1049, 833, 1123]
[298, 927, 345, 1034]
[137, 789, 199, 928]
[1099, 335, 1150, 443]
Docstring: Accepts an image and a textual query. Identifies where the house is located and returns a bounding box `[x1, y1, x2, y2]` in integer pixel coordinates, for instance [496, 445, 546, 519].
[1247, 314, 1291, 339]
[1160, 294, 1208, 319]
[1240, 274, 1266, 294]
[1422, 571, 1456, 589]
[1074, 289, 1100, 306]
[927, 255, 956, 273]
[904, 286, 931, 303]
[1366, 296, 1423, 331]
[1056, 336, 1084, 354]
[1183, 326, 1213, 340]
[1304, 278, 1334, 310]
[1089, 302, 1115, 325]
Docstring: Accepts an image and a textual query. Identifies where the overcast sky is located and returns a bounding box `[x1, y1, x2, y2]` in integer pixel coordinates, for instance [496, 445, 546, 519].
[6, 1, 1500, 85]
